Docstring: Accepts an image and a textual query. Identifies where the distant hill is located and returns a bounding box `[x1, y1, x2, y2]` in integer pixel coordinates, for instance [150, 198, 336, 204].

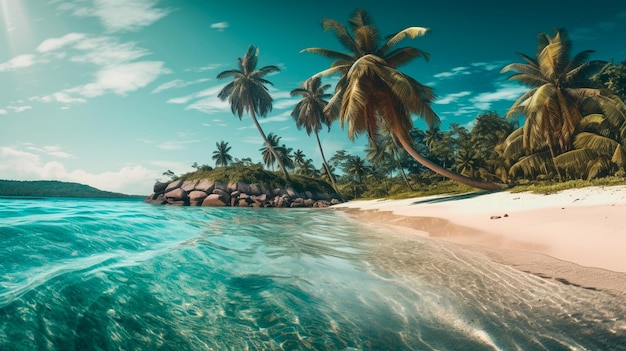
[0, 180, 140, 198]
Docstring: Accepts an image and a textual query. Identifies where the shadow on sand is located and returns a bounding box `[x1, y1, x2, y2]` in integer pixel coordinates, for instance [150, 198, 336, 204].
[409, 190, 500, 206]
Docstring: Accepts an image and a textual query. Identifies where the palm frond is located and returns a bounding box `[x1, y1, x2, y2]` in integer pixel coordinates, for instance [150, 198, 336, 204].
[378, 27, 430, 55]
[384, 47, 430, 68]
[300, 48, 354, 62]
[509, 151, 553, 178]
[573, 132, 619, 155]
[321, 19, 359, 54]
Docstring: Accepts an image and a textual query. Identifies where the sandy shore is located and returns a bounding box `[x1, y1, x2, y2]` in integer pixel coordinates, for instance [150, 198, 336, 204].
[332, 185, 626, 295]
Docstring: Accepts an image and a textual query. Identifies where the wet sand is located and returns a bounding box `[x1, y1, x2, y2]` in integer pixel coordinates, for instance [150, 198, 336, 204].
[332, 186, 626, 295]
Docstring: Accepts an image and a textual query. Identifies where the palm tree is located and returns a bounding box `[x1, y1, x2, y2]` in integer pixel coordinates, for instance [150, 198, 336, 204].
[260, 132, 281, 170]
[217, 44, 290, 181]
[296, 158, 319, 177]
[346, 155, 369, 198]
[290, 76, 339, 191]
[501, 28, 609, 179]
[212, 140, 233, 167]
[293, 149, 306, 168]
[303, 9, 506, 190]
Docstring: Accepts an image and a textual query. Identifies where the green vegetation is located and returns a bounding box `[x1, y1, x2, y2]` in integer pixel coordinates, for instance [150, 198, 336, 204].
[0, 180, 139, 198]
[178, 165, 337, 195]
[171, 10, 626, 203]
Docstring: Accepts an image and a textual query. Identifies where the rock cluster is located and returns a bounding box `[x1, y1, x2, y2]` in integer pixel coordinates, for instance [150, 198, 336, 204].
[144, 179, 342, 208]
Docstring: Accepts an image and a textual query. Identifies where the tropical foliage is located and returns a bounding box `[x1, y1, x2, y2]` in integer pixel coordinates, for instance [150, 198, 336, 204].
[217, 45, 290, 181]
[302, 8, 507, 190]
[501, 28, 626, 181]
[179, 10, 626, 201]
[212, 141, 233, 167]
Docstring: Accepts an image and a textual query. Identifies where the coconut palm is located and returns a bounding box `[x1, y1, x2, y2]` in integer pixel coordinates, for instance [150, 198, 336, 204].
[260, 133, 281, 170]
[293, 149, 307, 168]
[217, 44, 289, 180]
[501, 28, 609, 179]
[290, 76, 339, 191]
[212, 140, 233, 167]
[303, 9, 505, 190]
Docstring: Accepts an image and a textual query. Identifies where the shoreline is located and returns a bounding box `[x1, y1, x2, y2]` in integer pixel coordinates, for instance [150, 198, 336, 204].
[331, 186, 626, 295]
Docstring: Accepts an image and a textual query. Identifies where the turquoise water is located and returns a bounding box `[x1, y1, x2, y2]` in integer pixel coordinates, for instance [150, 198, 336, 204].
[1, 198, 625, 350]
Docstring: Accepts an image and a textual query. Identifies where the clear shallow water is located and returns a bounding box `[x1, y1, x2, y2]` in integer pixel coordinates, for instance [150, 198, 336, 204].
[0, 198, 625, 350]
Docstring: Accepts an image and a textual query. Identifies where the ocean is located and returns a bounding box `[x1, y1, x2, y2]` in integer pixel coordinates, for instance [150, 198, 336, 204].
[0, 198, 624, 350]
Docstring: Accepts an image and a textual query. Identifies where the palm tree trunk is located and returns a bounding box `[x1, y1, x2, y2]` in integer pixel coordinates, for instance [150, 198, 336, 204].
[314, 131, 339, 192]
[390, 138, 414, 191]
[396, 134, 508, 191]
[250, 111, 290, 181]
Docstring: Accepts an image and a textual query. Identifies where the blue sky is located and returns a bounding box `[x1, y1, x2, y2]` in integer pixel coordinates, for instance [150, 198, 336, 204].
[1, 0, 625, 195]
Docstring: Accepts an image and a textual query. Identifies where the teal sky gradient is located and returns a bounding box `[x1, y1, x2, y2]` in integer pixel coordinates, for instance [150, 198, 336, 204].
[1, 0, 625, 194]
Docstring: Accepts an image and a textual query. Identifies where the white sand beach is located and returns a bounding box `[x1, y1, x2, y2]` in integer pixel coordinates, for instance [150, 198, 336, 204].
[332, 185, 626, 294]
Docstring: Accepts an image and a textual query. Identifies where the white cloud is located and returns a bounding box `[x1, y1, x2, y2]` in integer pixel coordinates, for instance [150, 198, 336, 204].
[55, 0, 171, 33]
[7, 105, 32, 113]
[434, 91, 471, 105]
[0, 109, 7, 115]
[434, 66, 470, 79]
[25, 145, 73, 158]
[185, 97, 230, 114]
[210, 22, 229, 31]
[470, 84, 527, 109]
[0, 54, 36, 72]
[36, 33, 87, 52]
[272, 97, 297, 110]
[151, 78, 210, 94]
[0, 146, 160, 194]
[195, 63, 224, 72]
[259, 110, 291, 124]
[40, 61, 170, 101]
[70, 36, 149, 66]
[167, 85, 230, 114]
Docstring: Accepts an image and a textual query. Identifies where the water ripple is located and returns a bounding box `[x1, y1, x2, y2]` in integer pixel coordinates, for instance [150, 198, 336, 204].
[0, 198, 625, 350]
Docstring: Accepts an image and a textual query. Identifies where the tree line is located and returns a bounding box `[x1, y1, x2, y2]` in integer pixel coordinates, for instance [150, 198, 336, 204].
[170, 9, 626, 199]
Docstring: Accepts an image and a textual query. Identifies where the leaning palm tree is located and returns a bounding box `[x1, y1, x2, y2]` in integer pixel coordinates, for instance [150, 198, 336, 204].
[217, 44, 290, 181]
[501, 28, 609, 179]
[290, 76, 339, 191]
[303, 9, 506, 190]
[212, 140, 233, 167]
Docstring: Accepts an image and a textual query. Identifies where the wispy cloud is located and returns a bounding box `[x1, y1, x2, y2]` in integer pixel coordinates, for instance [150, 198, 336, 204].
[259, 110, 291, 124]
[433, 66, 470, 79]
[168, 85, 230, 114]
[210, 22, 229, 31]
[25, 144, 73, 158]
[0, 109, 7, 115]
[55, 0, 171, 33]
[151, 78, 210, 94]
[434, 91, 471, 105]
[0, 54, 36, 72]
[195, 63, 225, 72]
[31, 34, 170, 103]
[37, 32, 87, 52]
[434, 61, 508, 80]
[470, 83, 527, 110]
[7, 105, 32, 113]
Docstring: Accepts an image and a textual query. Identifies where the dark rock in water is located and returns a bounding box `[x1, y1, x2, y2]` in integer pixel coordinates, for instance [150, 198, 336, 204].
[153, 181, 168, 193]
[146, 179, 343, 208]
[188, 190, 208, 206]
[202, 194, 226, 206]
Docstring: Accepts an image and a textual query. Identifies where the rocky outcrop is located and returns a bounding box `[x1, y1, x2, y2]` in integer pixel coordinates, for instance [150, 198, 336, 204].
[145, 179, 342, 208]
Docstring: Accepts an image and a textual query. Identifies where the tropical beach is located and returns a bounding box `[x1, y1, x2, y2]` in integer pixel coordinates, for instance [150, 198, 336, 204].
[333, 185, 626, 295]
